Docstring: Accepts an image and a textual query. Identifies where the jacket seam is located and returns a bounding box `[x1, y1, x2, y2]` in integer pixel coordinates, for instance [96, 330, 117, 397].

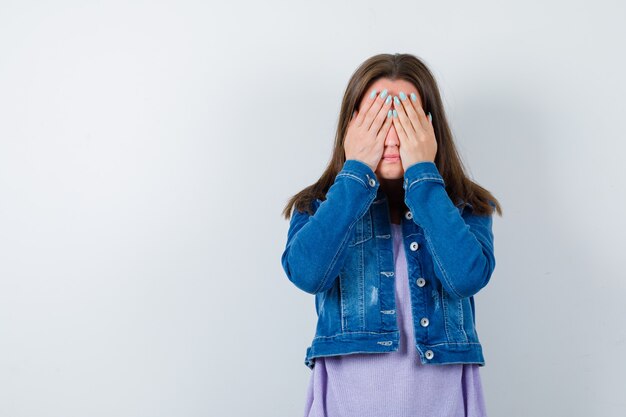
[312, 330, 399, 339]
[458, 297, 468, 342]
[312, 187, 375, 294]
[421, 223, 465, 298]
[336, 172, 368, 189]
[406, 176, 444, 192]
[441, 287, 453, 341]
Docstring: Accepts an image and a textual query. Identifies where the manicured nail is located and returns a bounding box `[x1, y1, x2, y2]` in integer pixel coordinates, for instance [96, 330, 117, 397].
[387, 109, 392, 118]
[393, 96, 400, 105]
[369, 89, 378, 99]
[428, 112, 432, 122]
[393, 109, 398, 118]
[410, 93, 417, 102]
[380, 89, 388, 99]
[399, 91, 407, 101]
[385, 95, 391, 105]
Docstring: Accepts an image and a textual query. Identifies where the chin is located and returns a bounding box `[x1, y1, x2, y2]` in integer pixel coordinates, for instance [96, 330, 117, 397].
[375, 166, 405, 180]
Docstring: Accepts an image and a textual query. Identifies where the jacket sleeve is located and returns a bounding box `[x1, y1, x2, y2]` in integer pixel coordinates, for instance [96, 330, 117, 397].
[403, 161, 496, 299]
[281, 159, 380, 294]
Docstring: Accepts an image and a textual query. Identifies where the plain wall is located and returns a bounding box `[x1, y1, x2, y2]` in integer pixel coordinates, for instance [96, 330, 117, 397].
[1, 1, 625, 416]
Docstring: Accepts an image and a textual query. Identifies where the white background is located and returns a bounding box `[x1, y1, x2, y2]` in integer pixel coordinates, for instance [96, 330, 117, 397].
[1, 1, 625, 416]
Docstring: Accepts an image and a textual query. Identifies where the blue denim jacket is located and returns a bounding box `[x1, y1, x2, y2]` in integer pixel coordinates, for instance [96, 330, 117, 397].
[281, 159, 496, 369]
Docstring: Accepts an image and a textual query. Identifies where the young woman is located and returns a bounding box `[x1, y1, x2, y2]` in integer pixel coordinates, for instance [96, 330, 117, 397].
[281, 53, 502, 417]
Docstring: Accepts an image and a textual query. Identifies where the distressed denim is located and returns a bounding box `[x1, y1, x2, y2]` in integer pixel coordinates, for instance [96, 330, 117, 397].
[281, 159, 496, 369]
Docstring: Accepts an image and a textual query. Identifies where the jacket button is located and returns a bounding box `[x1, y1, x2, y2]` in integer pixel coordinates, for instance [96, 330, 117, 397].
[410, 241, 419, 251]
[420, 317, 429, 327]
[425, 350, 434, 360]
[416, 277, 426, 287]
[367, 175, 376, 187]
[404, 210, 413, 220]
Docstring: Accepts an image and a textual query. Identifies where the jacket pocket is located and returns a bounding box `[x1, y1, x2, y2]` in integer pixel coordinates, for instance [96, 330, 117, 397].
[348, 209, 373, 246]
[441, 286, 470, 345]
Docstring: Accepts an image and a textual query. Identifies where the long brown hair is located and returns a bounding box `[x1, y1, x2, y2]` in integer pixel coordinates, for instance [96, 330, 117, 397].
[281, 53, 503, 220]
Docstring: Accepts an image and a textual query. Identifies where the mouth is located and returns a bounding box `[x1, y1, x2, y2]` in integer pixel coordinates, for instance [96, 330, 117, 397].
[383, 155, 400, 162]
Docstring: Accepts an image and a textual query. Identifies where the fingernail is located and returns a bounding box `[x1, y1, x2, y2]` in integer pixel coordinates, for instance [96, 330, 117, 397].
[393, 96, 400, 105]
[385, 95, 391, 105]
[399, 91, 407, 101]
[387, 109, 392, 118]
[369, 89, 378, 99]
[428, 112, 432, 122]
[393, 109, 398, 118]
[380, 89, 388, 99]
[410, 93, 417, 102]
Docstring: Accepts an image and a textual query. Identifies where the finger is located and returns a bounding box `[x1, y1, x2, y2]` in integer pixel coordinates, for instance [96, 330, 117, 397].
[393, 95, 415, 137]
[363, 88, 388, 131]
[370, 93, 393, 134]
[375, 110, 394, 159]
[398, 91, 424, 133]
[349, 110, 358, 125]
[376, 108, 393, 141]
[355, 88, 380, 127]
[410, 96, 430, 130]
[391, 109, 408, 146]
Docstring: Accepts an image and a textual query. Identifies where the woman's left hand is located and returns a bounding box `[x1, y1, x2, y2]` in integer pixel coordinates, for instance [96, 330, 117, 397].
[392, 92, 437, 171]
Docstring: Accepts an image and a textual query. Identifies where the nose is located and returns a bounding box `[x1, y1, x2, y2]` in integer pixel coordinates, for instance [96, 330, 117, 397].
[385, 124, 400, 147]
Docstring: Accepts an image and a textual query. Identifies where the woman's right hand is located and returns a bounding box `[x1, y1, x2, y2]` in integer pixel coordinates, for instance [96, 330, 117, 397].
[344, 88, 394, 172]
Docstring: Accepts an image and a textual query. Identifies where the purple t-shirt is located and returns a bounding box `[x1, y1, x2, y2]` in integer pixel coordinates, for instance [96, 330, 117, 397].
[303, 223, 488, 417]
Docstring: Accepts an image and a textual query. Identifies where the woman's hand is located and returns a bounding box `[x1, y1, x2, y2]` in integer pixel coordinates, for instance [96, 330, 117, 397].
[344, 89, 393, 172]
[391, 92, 437, 170]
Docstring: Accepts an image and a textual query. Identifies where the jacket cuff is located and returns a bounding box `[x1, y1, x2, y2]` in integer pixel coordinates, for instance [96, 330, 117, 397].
[341, 159, 379, 190]
[402, 161, 444, 191]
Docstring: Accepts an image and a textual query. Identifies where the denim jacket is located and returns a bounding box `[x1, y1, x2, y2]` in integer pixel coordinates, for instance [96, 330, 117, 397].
[281, 159, 496, 369]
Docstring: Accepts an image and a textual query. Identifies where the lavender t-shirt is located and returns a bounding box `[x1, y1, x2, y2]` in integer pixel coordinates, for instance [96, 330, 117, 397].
[303, 223, 488, 417]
